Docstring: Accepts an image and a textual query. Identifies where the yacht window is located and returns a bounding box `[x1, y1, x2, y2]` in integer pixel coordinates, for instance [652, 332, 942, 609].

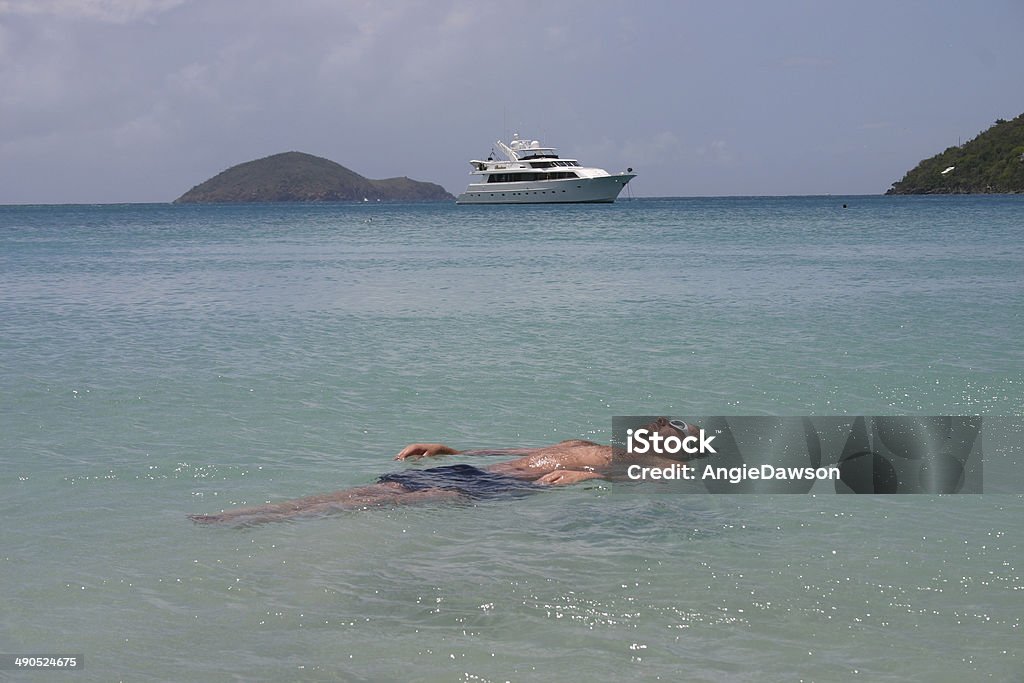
[487, 172, 545, 183]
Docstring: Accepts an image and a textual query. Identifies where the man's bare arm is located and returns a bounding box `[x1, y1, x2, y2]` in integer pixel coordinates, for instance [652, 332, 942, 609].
[395, 438, 606, 462]
[394, 443, 460, 460]
[394, 444, 537, 461]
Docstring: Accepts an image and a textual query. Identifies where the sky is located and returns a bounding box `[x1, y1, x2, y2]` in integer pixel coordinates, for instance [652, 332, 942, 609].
[1, 0, 1023, 203]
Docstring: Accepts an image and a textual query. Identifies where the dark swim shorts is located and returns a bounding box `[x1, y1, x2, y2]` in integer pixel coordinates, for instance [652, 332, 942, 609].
[378, 464, 538, 499]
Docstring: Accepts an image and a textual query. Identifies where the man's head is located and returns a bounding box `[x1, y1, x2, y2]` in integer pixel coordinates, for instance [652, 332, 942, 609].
[645, 416, 699, 441]
[612, 416, 705, 465]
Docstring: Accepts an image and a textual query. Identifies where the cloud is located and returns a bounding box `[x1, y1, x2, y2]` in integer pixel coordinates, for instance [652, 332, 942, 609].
[620, 131, 685, 166]
[696, 139, 737, 166]
[110, 103, 173, 151]
[780, 56, 836, 69]
[315, 2, 498, 101]
[317, 4, 404, 79]
[0, 23, 80, 134]
[165, 62, 216, 100]
[0, 0, 187, 23]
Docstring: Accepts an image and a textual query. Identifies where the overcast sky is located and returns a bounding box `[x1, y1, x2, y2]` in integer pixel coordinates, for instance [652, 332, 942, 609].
[2, 0, 1022, 203]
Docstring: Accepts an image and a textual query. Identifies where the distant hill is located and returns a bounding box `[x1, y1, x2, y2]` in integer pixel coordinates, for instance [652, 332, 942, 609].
[886, 114, 1024, 194]
[174, 152, 453, 203]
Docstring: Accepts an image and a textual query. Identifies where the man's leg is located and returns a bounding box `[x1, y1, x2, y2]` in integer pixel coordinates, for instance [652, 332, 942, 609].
[188, 481, 463, 526]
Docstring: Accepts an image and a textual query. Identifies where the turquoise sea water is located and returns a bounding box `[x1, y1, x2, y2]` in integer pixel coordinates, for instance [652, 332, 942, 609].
[1, 196, 1022, 681]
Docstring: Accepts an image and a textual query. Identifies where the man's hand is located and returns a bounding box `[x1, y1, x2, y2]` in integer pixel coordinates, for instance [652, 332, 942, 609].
[536, 470, 604, 486]
[394, 443, 461, 460]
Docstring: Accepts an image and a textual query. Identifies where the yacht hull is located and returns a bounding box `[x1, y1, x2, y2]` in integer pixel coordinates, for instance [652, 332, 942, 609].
[456, 173, 635, 204]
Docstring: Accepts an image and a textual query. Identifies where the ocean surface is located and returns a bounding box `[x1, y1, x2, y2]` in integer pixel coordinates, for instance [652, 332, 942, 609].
[1, 196, 1022, 682]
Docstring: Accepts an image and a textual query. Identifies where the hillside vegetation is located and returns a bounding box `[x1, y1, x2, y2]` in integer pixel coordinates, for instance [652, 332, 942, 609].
[886, 114, 1024, 194]
[174, 152, 453, 203]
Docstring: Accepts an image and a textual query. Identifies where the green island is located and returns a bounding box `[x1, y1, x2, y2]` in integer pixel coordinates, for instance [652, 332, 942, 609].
[174, 151, 453, 203]
[887, 113, 1024, 194]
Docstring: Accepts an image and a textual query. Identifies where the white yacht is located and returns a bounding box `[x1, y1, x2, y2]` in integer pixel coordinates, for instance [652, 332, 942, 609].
[455, 134, 636, 204]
